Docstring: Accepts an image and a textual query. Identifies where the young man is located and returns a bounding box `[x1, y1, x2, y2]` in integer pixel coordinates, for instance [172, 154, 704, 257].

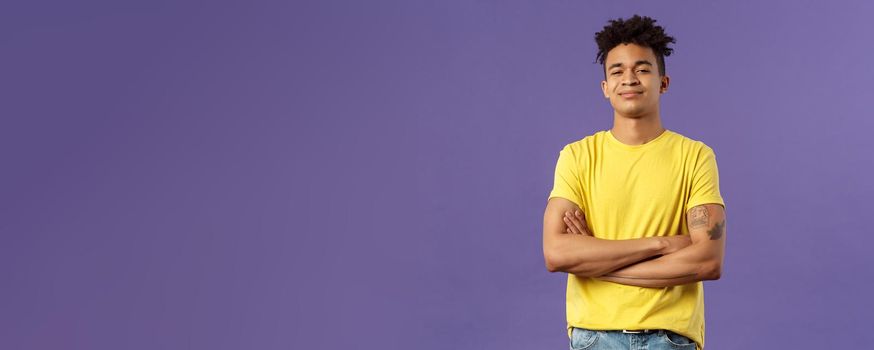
[542, 15, 727, 350]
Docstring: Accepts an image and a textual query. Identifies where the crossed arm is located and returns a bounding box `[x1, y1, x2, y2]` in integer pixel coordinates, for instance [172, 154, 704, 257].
[542, 197, 726, 288]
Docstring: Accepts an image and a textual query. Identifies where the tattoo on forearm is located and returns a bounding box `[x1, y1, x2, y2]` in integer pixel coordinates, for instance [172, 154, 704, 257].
[689, 206, 709, 228]
[708, 220, 725, 240]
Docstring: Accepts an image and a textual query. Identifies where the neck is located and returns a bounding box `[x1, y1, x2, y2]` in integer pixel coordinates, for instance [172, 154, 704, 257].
[610, 112, 665, 146]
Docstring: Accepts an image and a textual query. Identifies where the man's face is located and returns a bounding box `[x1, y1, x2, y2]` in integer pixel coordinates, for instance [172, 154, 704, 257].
[600, 43, 670, 119]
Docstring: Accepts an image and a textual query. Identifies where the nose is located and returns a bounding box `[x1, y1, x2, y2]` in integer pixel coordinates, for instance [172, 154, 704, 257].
[621, 71, 640, 86]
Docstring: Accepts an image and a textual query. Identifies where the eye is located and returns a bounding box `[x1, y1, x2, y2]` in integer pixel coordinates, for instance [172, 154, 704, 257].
[637, 69, 650, 73]
[610, 71, 621, 76]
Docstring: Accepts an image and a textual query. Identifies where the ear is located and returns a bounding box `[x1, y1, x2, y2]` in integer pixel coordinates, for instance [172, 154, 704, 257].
[601, 80, 609, 99]
[660, 75, 670, 93]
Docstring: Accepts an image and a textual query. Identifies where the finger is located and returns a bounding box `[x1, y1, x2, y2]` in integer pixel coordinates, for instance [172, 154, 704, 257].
[575, 210, 589, 228]
[574, 210, 592, 233]
[566, 212, 586, 234]
[566, 211, 588, 235]
[563, 216, 579, 234]
[567, 216, 584, 235]
[563, 217, 574, 234]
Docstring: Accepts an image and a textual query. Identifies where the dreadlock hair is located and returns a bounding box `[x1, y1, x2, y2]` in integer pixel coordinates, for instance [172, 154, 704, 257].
[594, 15, 676, 77]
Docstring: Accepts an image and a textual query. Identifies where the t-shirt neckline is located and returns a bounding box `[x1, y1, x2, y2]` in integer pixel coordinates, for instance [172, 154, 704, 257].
[606, 128, 671, 151]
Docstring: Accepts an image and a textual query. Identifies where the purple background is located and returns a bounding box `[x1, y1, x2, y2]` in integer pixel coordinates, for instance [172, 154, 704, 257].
[3, 0, 873, 349]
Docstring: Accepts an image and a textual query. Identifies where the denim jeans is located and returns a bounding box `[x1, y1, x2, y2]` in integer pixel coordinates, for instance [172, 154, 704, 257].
[569, 327, 697, 350]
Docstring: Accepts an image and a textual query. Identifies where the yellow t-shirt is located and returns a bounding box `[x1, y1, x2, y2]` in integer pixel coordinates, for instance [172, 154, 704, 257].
[548, 129, 725, 350]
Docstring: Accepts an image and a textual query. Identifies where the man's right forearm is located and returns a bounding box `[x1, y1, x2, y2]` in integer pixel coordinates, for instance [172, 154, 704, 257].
[548, 234, 666, 277]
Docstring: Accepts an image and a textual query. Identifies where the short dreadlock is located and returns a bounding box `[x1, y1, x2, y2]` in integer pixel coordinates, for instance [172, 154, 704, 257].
[594, 15, 676, 77]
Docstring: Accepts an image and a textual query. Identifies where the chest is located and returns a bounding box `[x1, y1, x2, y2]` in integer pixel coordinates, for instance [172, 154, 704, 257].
[585, 151, 689, 214]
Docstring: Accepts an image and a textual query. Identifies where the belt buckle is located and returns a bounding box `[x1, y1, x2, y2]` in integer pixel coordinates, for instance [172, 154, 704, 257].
[622, 329, 649, 334]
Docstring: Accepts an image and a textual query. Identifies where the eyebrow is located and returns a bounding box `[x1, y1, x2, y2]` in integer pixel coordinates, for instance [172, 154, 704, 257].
[608, 60, 654, 70]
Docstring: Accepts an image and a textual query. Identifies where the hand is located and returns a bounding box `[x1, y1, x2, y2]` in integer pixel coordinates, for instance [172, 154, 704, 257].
[658, 235, 692, 254]
[563, 209, 592, 236]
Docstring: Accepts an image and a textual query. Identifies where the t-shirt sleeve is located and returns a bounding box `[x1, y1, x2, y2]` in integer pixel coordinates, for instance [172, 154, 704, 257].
[685, 145, 725, 212]
[548, 144, 585, 209]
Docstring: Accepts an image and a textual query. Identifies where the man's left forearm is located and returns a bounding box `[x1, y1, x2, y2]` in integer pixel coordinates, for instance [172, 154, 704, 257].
[595, 242, 722, 288]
